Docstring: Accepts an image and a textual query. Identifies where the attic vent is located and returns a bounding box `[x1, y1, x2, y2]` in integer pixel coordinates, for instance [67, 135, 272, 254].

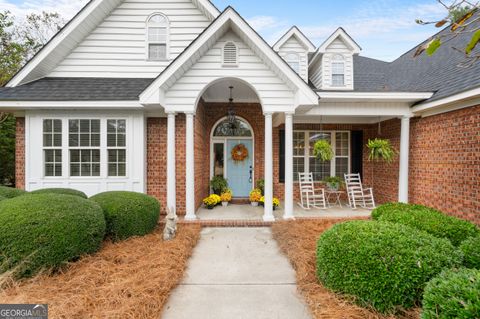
[223, 42, 238, 66]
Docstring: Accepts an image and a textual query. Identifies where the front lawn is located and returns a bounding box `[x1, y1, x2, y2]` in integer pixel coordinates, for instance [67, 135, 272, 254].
[0, 225, 201, 318]
[272, 219, 420, 319]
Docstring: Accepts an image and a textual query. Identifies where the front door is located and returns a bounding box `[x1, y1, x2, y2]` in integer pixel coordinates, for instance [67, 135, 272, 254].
[226, 140, 253, 197]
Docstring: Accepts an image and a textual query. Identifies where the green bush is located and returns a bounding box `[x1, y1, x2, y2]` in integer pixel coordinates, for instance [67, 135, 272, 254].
[0, 185, 27, 199]
[372, 203, 479, 246]
[0, 194, 105, 278]
[30, 188, 87, 198]
[460, 236, 480, 269]
[0, 195, 6, 202]
[316, 220, 462, 314]
[90, 191, 160, 241]
[422, 268, 480, 319]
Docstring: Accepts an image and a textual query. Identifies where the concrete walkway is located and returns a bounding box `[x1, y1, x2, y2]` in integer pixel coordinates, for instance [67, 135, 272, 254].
[161, 228, 312, 319]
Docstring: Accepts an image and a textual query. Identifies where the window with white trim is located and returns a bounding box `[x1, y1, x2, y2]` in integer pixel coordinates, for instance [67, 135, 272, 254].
[147, 13, 169, 61]
[286, 53, 300, 74]
[223, 42, 238, 66]
[331, 55, 345, 86]
[43, 119, 62, 177]
[107, 119, 127, 177]
[69, 119, 101, 177]
[293, 131, 350, 181]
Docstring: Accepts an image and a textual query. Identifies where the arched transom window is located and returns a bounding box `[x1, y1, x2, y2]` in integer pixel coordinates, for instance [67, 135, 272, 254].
[331, 54, 345, 86]
[213, 118, 252, 137]
[147, 13, 169, 61]
[286, 53, 300, 74]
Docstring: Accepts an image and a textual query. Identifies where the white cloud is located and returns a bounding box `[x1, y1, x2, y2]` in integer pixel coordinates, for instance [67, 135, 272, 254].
[0, 0, 88, 21]
[247, 15, 288, 32]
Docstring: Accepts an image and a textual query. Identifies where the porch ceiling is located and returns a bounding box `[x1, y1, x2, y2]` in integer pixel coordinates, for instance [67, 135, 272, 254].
[201, 78, 260, 103]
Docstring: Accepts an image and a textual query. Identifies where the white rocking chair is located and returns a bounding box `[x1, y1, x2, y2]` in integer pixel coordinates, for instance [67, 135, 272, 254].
[298, 173, 327, 210]
[344, 173, 376, 209]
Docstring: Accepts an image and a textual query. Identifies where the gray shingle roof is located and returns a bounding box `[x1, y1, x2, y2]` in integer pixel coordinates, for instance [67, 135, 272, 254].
[0, 78, 154, 101]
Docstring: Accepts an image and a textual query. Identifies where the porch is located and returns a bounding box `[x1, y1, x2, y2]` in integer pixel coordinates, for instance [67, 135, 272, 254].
[193, 203, 372, 222]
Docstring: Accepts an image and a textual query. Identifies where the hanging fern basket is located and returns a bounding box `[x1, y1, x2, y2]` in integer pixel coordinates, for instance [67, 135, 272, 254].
[313, 139, 334, 162]
[367, 138, 396, 163]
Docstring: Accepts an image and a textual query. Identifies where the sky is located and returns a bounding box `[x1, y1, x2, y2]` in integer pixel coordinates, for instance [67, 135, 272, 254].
[1, 0, 448, 61]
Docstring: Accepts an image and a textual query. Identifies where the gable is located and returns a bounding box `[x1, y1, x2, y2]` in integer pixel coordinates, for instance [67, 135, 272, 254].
[164, 31, 296, 111]
[49, 0, 213, 78]
[277, 36, 309, 82]
[7, 0, 219, 86]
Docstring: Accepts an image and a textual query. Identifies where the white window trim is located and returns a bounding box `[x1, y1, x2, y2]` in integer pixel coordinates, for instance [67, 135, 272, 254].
[146, 12, 170, 62]
[42, 119, 63, 178]
[107, 119, 127, 178]
[222, 41, 239, 67]
[293, 130, 351, 182]
[285, 52, 300, 74]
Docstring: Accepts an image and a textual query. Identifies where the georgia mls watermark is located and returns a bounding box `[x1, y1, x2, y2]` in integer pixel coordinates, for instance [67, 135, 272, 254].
[0, 304, 48, 319]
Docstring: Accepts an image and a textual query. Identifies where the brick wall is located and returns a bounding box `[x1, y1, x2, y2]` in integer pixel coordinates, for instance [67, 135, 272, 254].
[15, 117, 25, 189]
[146, 118, 167, 214]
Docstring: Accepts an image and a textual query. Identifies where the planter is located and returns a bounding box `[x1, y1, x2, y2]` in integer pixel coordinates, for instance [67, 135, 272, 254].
[251, 202, 259, 207]
[206, 205, 215, 210]
[222, 202, 229, 207]
[327, 183, 339, 191]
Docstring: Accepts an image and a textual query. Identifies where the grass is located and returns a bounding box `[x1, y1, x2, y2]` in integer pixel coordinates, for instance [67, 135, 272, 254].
[0, 225, 201, 319]
[272, 219, 420, 319]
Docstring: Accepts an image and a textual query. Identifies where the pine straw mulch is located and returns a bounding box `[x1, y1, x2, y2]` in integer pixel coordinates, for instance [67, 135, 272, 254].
[272, 219, 420, 319]
[0, 224, 201, 319]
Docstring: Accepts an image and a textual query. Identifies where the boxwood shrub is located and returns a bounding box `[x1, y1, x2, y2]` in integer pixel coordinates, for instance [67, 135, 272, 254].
[0, 186, 27, 199]
[316, 220, 462, 314]
[460, 236, 480, 269]
[30, 188, 87, 198]
[0, 194, 105, 278]
[372, 203, 479, 246]
[422, 268, 480, 319]
[90, 191, 160, 241]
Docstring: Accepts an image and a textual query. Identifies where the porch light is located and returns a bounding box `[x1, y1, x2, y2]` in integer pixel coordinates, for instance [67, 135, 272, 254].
[227, 86, 237, 134]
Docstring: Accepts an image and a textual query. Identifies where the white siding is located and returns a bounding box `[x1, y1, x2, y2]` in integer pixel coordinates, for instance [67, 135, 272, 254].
[277, 36, 309, 82]
[309, 57, 322, 89]
[164, 31, 296, 112]
[25, 110, 146, 197]
[49, 0, 211, 78]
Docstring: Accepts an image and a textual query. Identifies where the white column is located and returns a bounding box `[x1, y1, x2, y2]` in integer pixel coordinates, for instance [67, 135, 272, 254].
[185, 112, 196, 220]
[284, 112, 294, 219]
[263, 112, 275, 222]
[166, 112, 176, 214]
[398, 116, 411, 203]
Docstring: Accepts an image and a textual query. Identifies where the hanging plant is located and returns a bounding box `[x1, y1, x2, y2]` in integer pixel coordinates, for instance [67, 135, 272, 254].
[313, 139, 334, 162]
[367, 138, 396, 163]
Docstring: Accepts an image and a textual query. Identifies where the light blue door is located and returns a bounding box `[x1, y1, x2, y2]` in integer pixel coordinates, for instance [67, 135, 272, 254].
[227, 140, 253, 197]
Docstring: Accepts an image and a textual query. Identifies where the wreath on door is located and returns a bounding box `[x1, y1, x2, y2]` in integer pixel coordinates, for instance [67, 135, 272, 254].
[231, 144, 249, 162]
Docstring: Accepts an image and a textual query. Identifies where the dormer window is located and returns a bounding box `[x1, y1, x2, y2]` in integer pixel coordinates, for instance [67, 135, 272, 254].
[286, 53, 300, 74]
[223, 42, 238, 66]
[147, 13, 169, 61]
[331, 55, 345, 86]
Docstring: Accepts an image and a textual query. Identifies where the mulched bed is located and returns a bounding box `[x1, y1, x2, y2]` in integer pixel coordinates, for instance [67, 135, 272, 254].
[0, 225, 201, 318]
[272, 219, 420, 319]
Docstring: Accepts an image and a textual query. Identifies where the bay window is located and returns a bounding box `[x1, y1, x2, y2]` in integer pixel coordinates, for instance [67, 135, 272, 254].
[293, 131, 350, 181]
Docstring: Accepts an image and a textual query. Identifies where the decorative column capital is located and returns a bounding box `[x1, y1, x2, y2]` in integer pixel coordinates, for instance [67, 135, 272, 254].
[284, 112, 295, 117]
[166, 111, 176, 116]
[400, 114, 413, 120]
[263, 112, 274, 117]
[184, 111, 195, 116]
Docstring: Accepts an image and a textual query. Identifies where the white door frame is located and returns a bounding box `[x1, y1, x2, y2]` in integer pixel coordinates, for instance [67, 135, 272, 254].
[209, 116, 255, 196]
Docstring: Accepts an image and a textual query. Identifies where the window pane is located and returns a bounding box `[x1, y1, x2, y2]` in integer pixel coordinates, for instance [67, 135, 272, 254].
[149, 14, 167, 24]
[43, 134, 52, 147]
[293, 157, 305, 181]
[45, 164, 54, 177]
[70, 150, 80, 162]
[117, 134, 126, 147]
[213, 119, 252, 137]
[108, 150, 117, 163]
[309, 158, 330, 181]
[107, 134, 116, 147]
[91, 120, 100, 133]
[107, 120, 116, 133]
[53, 120, 62, 133]
[149, 44, 166, 60]
[80, 134, 90, 147]
[45, 150, 54, 163]
[293, 132, 305, 156]
[108, 164, 117, 177]
[332, 62, 344, 74]
[336, 157, 349, 178]
[53, 133, 62, 147]
[69, 134, 78, 147]
[92, 164, 100, 176]
[336, 132, 349, 157]
[70, 164, 80, 176]
[148, 27, 167, 42]
[43, 120, 52, 132]
[80, 120, 90, 133]
[118, 164, 126, 176]
[332, 74, 345, 86]
[117, 120, 126, 133]
[213, 143, 224, 178]
[69, 120, 79, 133]
[118, 149, 126, 162]
[91, 134, 100, 147]
[55, 164, 62, 176]
[81, 164, 91, 176]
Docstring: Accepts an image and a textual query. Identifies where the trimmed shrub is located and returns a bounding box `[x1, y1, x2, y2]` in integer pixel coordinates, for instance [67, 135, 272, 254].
[372, 203, 479, 246]
[316, 220, 462, 314]
[0, 195, 6, 202]
[31, 188, 87, 198]
[0, 194, 105, 278]
[422, 268, 480, 319]
[0, 186, 27, 199]
[460, 236, 480, 269]
[90, 191, 160, 241]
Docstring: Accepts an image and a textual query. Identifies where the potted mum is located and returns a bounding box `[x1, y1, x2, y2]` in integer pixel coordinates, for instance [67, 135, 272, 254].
[203, 194, 221, 210]
[259, 196, 281, 210]
[220, 189, 232, 207]
[249, 188, 262, 207]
